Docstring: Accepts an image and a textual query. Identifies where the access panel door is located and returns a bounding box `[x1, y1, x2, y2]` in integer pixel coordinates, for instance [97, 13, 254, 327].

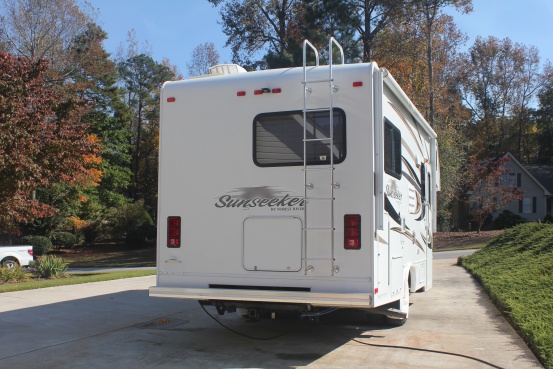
[243, 216, 303, 272]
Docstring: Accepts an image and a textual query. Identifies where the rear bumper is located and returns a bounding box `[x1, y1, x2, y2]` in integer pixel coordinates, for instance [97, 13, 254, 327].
[149, 286, 373, 308]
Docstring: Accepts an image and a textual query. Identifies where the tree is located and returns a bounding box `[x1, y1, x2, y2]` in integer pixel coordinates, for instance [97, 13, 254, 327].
[464, 156, 523, 232]
[187, 42, 220, 77]
[300, 0, 411, 63]
[209, 0, 305, 69]
[411, 0, 472, 126]
[70, 23, 133, 209]
[0, 0, 95, 82]
[0, 53, 99, 233]
[457, 36, 543, 161]
[118, 54, 175, 212]
[536, 64, 553, 164]
[434, 121, 467, 230]
[510, 45, 542, 162]
[299, 0, 360, 62]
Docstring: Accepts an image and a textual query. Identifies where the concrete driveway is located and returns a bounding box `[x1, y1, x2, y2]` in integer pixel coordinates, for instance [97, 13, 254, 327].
[0, 256, 544, 368]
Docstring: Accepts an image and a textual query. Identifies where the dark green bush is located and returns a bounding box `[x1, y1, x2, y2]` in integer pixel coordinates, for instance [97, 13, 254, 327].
[544, 214, 553, 224]
[34, 255, 68, 279]
[493, 210, 528, 230]
[111, 200, 155, 247]
[50, 232, 76, 251]
[19, 235, 52, 256]
[125, 224, 156, 247]
[81, 221, 104, 245]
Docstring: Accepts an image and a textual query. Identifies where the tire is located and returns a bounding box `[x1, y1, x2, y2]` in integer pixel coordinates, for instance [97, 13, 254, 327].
[1, 257, 19, 269]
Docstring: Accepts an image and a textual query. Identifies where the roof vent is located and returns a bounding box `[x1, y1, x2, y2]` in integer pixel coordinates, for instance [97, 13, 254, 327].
[208, 64, 247, 75]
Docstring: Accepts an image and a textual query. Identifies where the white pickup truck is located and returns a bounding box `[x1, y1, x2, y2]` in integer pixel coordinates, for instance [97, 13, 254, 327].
[0, 245, 34, 268]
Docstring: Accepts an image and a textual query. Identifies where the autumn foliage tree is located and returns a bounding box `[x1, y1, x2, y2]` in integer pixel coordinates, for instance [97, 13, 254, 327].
[464, 156, 523, 232]
[0, 53, 99, 233]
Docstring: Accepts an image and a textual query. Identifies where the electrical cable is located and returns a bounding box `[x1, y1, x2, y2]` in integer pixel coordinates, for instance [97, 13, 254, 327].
[300, 307, 339, 318]
[199, 303, 506, 368]
[334, 327, 506, 369]
[199, 303, 291, 341]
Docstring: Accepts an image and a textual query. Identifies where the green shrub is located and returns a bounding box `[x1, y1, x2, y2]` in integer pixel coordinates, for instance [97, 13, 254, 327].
[493, 210, 528, 230]
[81, 221, 104, 245]
[125, 224, 156, 247]
[111, 200, 155, 246]
[19, 235, 52, 256]
[34, 255, 68, 279]
[0, 265, 28, 282]
[50, 232, 76, 251]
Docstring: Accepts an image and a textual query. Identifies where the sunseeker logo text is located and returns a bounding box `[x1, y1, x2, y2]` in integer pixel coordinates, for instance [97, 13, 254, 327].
[215, 186, 305, 211]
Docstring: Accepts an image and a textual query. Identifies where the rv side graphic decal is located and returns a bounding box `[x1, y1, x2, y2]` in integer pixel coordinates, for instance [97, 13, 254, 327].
[215, 186, 305, 211]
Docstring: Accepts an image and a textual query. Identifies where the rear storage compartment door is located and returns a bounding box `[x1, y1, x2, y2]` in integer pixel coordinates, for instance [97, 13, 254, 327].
[243, 216, 302, 272]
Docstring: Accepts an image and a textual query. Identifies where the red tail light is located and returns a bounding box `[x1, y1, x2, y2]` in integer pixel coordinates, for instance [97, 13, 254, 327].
[344, 214, 361, 249]
[167, 216, 181, 248]
[28, 249, 33, 256]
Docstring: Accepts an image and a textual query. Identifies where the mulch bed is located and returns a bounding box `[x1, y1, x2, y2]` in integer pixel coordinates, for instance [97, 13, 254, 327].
[433, 230, 503, 249]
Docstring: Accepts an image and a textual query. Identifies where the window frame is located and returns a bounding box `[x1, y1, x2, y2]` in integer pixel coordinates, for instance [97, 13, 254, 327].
[521, 197, 537, 214]
[252, 108, 347, 168]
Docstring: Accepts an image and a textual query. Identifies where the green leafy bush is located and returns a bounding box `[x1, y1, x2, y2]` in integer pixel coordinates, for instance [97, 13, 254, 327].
[125, 224, 156, 247]
[81, 221, 104, 245]
[111, 200, 155, 247]
[50, 232, 76, 251]
[0, 265, 28, 282]
[34, 255, 68, 279]
[493, 210, 527, 230]
[19, 235, 52, 256]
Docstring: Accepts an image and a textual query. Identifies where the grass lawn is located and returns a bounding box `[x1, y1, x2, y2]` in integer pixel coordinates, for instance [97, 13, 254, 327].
[0, 269, 155, 293]
[460, 223, 553, 369]
[56, 244, 156, 268]
[0, 244, 157, 293]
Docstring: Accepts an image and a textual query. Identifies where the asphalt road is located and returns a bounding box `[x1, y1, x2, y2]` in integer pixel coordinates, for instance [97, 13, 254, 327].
[0, 251, 543, 369]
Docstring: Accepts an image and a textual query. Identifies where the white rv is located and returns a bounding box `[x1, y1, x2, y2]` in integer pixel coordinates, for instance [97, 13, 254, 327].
[150, 39, 440, 325]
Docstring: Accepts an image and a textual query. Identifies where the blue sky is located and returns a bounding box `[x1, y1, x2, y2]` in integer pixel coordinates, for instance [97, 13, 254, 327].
[89, 0, 553, 76]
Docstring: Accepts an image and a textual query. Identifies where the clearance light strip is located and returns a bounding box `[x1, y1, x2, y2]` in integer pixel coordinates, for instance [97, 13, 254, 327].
[237, 88, 282, 97]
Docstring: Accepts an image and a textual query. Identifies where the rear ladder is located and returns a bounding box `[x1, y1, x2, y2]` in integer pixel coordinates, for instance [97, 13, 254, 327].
[302, 38, 344, 276]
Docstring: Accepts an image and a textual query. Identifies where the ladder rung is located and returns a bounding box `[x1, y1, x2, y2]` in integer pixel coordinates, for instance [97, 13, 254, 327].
[302, 257, 335, 261]
[305, 197, 334, 200]
[304, 137, 332, 142]
[303, 108, 330, 113]
[303, 227, 335, 231]
[303, 167, 334, 171]
[302, 79, 333, 84]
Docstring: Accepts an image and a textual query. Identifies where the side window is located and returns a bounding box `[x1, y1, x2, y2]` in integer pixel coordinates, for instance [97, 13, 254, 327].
[253, 109, 346, 167]
[420, 164, 426, 201]
[384, 119, 401, 178]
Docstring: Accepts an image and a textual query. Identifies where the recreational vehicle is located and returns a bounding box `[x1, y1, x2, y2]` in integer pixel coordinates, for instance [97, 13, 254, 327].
[149, 38, 440, 325]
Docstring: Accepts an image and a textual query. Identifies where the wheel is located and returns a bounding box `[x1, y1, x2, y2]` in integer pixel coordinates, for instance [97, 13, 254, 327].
[1, 257, 19, 269]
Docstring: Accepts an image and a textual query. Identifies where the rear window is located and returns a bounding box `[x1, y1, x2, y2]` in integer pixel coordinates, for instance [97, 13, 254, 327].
[253, 109, 346, 167]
